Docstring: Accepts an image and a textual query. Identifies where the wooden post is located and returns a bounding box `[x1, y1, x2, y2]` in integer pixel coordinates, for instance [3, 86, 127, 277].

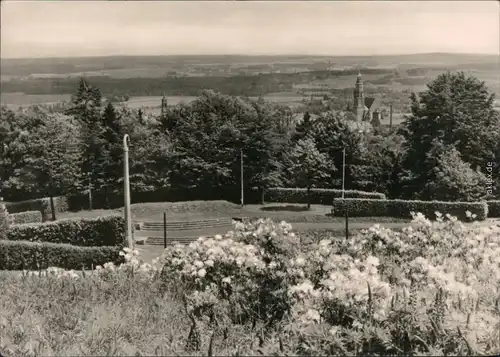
[163, 212, 167, 249]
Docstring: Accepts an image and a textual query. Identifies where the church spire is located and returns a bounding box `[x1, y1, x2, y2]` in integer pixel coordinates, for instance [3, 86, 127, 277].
[160, 93, 167, 116]
[353, 71, 365, 122]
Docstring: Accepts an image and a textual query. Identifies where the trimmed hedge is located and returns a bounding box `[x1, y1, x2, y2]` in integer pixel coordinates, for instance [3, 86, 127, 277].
[331, 198, 489, 221]
[5, 197, 69, 222]
[9, 211, 43, 225]
[263, 188, 386, 205]
[487, 200, 500, 218]
[6, 215, 125, 247]
[0, 240, 123, 270]
[0, 202, 9, 240]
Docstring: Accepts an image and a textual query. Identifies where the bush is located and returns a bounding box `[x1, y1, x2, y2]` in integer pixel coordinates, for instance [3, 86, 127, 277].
[5, 197, 69, 222]
[487, 200, 500, 217]
[0, 240, 123, 270]
[6, 215, 125, 247]
[0, 202, 9, 240]
[9, 211, 43, 225]
[331, 198, 488, 221]
[263, 188, 386, 205]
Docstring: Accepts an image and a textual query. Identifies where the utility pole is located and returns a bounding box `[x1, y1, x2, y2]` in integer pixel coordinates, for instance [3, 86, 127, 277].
[88, 173, 93, 211]
[123, 134, 133, 248]
[389, 104, 393, 129]
[240, 149, 244, 207]
[341, 147, 346, 199]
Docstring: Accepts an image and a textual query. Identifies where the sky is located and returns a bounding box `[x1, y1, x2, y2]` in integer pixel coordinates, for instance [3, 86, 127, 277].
[1, 1, 499, 59]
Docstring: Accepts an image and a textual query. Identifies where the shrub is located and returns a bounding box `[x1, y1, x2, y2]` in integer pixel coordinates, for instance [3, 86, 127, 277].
[331, 198, 488, 221]
[0, 240, 123, 270]
[263, 188, 385, 205]
[9, 211, 43, 225]
[5, 196, 69, 222]
[0, 202, 9, 240]
[6, 215, 125, 247]
[487, 200, 500, 217]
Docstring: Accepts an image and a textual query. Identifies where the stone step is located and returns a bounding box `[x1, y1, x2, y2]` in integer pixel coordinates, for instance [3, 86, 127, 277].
[141, 218, 233, 231]
[141, 222, 232, 231]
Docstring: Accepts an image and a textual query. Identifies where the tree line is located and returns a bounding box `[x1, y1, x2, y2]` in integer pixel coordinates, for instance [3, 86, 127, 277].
[1, 72, 498, 216]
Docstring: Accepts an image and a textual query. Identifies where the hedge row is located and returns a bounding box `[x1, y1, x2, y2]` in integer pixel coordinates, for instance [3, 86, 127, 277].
[4, 197, 69, 222]
[331, 198, 488, 221]
[0, 240, 123, 270]
[262, 188, 386, 205]
[487, 200, 500, 218]
[6, 216, 125, 247]
[0, 202, 8, 240]
[9, 211, 43, 225]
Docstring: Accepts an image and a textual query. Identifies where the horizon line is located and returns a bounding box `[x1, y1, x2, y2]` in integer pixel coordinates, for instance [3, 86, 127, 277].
[1, 51, 499, 61]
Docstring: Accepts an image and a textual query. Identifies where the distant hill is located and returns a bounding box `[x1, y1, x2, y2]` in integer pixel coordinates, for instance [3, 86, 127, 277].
[1, 53, 497, 79]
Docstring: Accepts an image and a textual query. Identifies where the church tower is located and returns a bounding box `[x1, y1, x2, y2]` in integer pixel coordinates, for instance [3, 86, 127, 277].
[353, 72, 365, 122]
[160, 93, 168, 116]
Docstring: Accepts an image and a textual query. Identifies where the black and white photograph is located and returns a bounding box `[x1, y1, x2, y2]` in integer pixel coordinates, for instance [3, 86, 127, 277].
[0, 0, 499, 355]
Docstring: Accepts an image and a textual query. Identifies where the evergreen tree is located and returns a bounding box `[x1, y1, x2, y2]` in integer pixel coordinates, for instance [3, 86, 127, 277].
[101, 102, 123, 206]
[67, 78, 107, 200]
[287, 138, 333, 209]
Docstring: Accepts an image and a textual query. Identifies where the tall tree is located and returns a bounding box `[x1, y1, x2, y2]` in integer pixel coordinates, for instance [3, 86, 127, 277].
[101, 102, 123, 206]
[0, 106, 46, 200]
[312, 111, 363, 189]
[286, 138, 333, 209]
[11, 113, 83, 220]
[400, 71, 500, 199]
[243, 100, 284, 203]
[67, 78, 107, 202]
[292, 111, 312, 142]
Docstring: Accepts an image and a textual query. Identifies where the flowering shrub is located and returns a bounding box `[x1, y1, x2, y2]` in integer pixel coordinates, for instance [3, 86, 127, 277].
[10, 213, 500, 355]
[156, 219, 304, 329]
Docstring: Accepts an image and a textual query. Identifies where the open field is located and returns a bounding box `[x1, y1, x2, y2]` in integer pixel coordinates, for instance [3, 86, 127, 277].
[0, 92, 306, 110]
[0, 92, 71, 108]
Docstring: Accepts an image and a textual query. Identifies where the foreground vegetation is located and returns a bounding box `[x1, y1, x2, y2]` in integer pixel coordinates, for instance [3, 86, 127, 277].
[2, 213, 499, 356]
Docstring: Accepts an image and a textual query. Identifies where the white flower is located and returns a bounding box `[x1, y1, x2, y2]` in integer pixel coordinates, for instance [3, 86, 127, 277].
[328, 326, 339, 336]
[305, 309, 321, 322]
[205, 259, 214, 267]
[222, 276, 232, 284]
[366, 256, 380, 267]
[198, 269, 207, 278]
[295, 257, 306, 267]
[193, 260, 204, 268]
